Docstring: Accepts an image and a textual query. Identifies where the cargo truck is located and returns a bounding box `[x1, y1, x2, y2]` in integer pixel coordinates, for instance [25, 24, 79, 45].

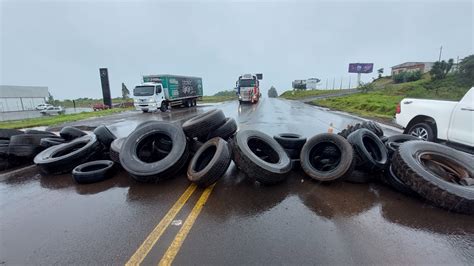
[133, 75, 203, 112]
[236, 73, 263, 104]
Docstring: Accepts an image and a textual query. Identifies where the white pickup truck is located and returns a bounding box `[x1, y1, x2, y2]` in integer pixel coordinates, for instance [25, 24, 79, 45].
[395, 87, 473, 148]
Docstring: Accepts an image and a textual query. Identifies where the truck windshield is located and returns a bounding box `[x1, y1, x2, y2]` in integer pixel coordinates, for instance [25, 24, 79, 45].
[239, 79, 256, 87]
[134, 86, 155, 96]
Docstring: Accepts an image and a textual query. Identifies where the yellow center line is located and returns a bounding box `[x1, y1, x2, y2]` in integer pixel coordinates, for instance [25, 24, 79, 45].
[125, 183, 197, 266]
[158, 183, 216, 266]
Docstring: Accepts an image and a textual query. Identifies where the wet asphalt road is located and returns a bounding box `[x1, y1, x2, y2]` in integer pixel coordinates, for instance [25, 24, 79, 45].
[1, 98, 473, 265]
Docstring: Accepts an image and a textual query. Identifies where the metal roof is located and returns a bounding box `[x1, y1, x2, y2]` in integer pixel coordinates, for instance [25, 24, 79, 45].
[391, 62, 434, 69]
[0, 85, 49, 98]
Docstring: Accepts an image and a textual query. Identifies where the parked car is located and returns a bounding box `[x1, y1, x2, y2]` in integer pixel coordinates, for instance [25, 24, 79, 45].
[395, 87, 473, 147]
[35, 103, 53, 110]
[92, 103, 110, 111]
[40, 106, 65, 115]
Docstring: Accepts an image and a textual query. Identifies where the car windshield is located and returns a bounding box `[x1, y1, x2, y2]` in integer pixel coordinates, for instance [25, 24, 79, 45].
[133, 86, 155, 96]
[239, 79, 255, 87]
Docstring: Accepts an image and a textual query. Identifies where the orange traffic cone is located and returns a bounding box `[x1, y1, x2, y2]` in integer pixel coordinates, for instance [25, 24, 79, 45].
[328, 123, 334, 133]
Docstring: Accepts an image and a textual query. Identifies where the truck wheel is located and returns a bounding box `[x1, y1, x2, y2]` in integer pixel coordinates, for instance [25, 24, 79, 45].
[193, 99, 197, 106]
[347, 129, 388, 172]
[392, 141, 474, 214]
[160, 102, 167, 112]
[338, 121, 384, 139]
[187, 137, 232, 188]
[300, 133, 355, 182]
[182, 109, 226, 139]
[232, 130, 291, 185]
[407, 122, 435, 142]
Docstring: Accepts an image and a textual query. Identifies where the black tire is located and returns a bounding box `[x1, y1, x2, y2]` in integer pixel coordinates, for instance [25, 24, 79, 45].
[93, 125, 117, 148]
[188, 138, 203, 154]
[0, 129, 23, 140]
[72, 160, 115, 184]
[273, 133, 307, 150]
[347, 129, 388, 172]
[0, 140, 10, 145]
[110, 138, 125, 164]
[385, 134, 420, 158]
[284, 148, 300, 160]
[60, 126, 87, 141]
[0, 144, 9, 156]
[8, 145, 43, 158]
[160, 102, 167, 112]
[40, 137, 67, 148]
[182, 109, 226, 139]
[10, 134, 60, 146]
[232, 130, 291, 185]
[300, 133, 355, 182]
[338, 121, 384, 139]
[392, 141, 474, 214]
[344, 170, 373, 184]
[24, 129, 55, 135]
[120, 121, 189, 182]
[142, 110, 149, 113]
[383, 164, 417, 196]
[407, 122, 435, 142]
[187, 137, 232, 187]
[206, 117, 238, 140]
[34, 134, 103, 174]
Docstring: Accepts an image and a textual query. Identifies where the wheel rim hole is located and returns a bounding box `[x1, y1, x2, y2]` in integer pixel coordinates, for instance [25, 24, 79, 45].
[194, 146, 217, 172]
[362, 136, 382, 162]
[81, 164, 107, 172]
[52, 142, 87, 158]
[136, 133, 173, 163]
[419, 153, 471, 185]
[248, 138, 280, 163]
[309, 142, 341, 171]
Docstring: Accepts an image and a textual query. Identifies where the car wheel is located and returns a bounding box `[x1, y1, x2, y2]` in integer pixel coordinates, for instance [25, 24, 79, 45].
[206, 117, 238, 141]
[407, 122, 435, 142]
[93, 125, 117, 149]
[60, 126, 87, 141]
[72, 160, 115, 184]
[273, 133, 306, 150]
[182, 109, 226, 139]
[347, 128, 388, 172]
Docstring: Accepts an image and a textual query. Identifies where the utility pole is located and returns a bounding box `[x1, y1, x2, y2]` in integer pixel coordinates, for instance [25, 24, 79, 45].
[325, 78, 328, 90]
[340, 77, 343, 90]
[332, 77, 335, 90]
[438, 46, 443, 62]
[348, 76, 351, 89]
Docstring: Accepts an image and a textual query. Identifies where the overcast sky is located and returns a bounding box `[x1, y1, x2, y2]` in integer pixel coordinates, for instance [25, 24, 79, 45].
[1, 0, 473, 99]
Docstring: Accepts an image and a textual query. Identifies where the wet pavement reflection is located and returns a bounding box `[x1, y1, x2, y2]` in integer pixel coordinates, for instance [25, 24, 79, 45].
[1, 98, 472, 265]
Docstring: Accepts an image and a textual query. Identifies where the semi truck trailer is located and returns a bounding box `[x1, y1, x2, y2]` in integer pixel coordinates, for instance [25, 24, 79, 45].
[133, 75, 203, 112]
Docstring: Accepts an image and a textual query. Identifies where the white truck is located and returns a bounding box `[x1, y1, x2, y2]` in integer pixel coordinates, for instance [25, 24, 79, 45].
[395, 87, 473, 148]
[133, 75, 203, 113]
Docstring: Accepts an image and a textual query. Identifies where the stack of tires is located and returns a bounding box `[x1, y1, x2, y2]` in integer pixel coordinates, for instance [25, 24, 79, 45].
[33, 125, 118, 184]
[336, 121, 474, 214]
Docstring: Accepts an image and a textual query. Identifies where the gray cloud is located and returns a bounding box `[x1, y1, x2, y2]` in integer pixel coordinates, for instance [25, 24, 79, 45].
[1, 0, 472, 99]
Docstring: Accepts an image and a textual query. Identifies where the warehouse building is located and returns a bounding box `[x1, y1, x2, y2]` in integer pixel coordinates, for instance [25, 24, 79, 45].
[0, 85, 49, 112]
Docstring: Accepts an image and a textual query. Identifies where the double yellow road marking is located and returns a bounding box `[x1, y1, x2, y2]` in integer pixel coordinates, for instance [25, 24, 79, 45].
[126, 183, 215, 266]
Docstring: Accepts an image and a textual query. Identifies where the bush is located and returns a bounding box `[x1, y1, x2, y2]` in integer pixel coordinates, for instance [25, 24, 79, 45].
[268, 86, 278, 98]
[393, 71, 422, 83]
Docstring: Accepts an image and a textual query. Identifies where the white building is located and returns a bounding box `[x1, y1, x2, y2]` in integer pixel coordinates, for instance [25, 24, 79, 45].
[0, 85, 49, 112]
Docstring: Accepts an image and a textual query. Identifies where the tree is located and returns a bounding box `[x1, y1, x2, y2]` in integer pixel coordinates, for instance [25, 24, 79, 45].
[459, 54, 474, 83]
[47, 93, 55, 104]
[268, 86, 278, 98]
[359, 82, 374, 93]
[122, 83, 130, 100]
[430, 59, 454, 80]
[377, 68, 384, 78]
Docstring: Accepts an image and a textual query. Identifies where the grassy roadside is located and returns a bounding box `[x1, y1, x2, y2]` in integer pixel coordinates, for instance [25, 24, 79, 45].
[312, 75, 471, 120]
[0, 108, 132, 129]
[279, 89, 347, 100]
[199, 95, 237, 103]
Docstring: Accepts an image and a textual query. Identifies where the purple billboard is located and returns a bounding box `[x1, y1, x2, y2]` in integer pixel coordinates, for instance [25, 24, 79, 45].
[348, 63, 374, 73]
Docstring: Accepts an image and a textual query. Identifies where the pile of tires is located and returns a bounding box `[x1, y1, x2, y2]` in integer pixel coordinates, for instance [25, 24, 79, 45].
[337, 121, 474, 214]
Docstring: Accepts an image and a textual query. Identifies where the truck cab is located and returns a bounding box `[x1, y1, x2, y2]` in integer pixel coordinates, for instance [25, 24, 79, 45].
[236, 73, 263, 104]
[133, 82, 166, 113]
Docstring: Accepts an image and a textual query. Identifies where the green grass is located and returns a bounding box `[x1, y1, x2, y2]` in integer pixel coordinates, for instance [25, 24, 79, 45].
[199, 95, 237, 103]
[0, 108, 132, 129]
[279, 89, 347, 100]
[312, 74, 471, 120]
